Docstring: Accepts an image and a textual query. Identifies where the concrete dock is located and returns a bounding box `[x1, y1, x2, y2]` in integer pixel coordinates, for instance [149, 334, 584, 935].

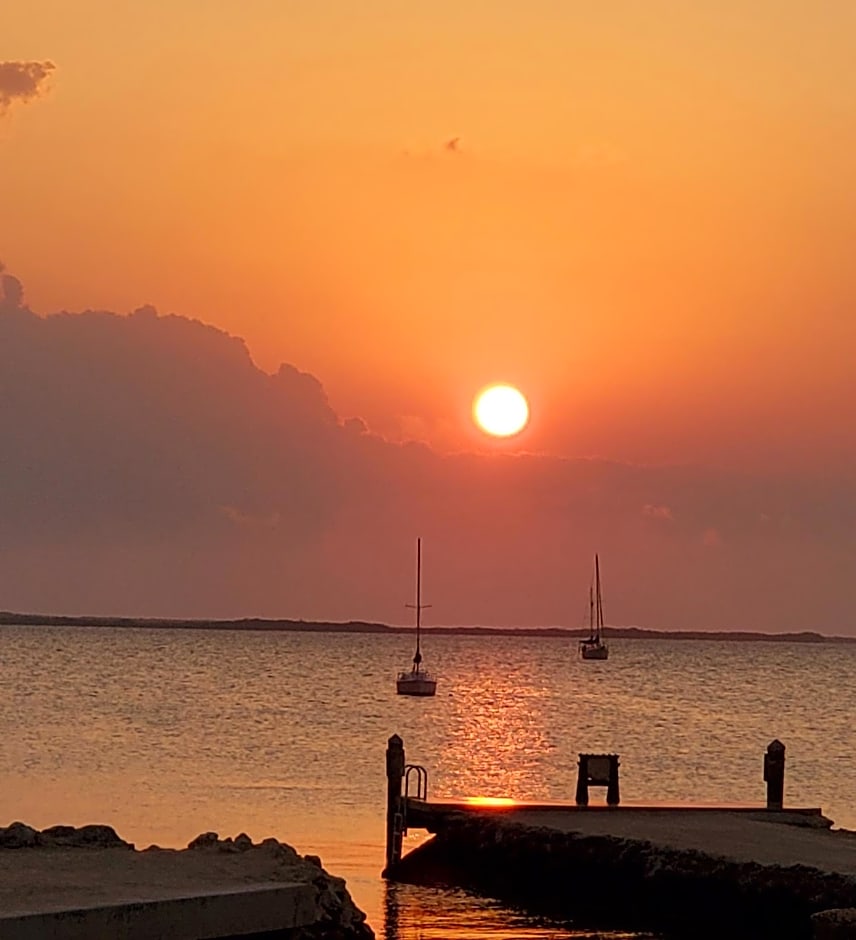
[393, 804, 856, 938]
[0, 825, 374, 940]
[384, 734, 856, 938]
[406, 800, 852, 872]
[0, 883, 315, 940]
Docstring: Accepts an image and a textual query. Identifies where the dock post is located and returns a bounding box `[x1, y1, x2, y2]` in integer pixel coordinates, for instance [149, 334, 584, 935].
[764, 739, 785, 810]
[606, 755, 620, 806]
[385, 734, 406, 871]
[575, 755, 589, 806]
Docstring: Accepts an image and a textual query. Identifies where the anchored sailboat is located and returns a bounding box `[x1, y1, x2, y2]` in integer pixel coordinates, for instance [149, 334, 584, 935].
[396, 538, 437, 696]
[579, 554, 609, 661]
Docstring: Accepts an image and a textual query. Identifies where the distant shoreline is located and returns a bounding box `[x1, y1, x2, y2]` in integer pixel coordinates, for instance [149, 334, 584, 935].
[0, 611, 850, 643]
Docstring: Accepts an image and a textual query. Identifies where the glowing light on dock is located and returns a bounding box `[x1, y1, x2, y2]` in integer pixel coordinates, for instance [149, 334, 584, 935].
[462, 796, 518, 807]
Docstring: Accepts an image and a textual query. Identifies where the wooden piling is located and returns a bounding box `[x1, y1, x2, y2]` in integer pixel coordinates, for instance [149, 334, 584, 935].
[385, 734, 405, 872]
[764, 739, 785, 810]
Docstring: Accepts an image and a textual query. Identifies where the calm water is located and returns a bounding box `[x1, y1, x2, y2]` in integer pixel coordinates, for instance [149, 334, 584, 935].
[1, 626, 854, 938]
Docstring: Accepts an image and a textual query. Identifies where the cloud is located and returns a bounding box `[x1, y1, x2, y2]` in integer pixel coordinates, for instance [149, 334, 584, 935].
[0, 265, 854, 631]
[0, 61, 55, 116]
[1, 273, 24, 308]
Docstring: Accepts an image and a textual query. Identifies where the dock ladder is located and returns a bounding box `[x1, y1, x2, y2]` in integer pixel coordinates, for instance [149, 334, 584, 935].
[401, 764, 429, 835]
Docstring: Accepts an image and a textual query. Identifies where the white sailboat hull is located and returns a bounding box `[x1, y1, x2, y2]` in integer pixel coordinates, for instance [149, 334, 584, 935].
[396, 671, 437, 696]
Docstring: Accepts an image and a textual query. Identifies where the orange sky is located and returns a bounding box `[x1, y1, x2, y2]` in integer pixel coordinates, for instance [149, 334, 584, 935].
[4, 1, 855, 474]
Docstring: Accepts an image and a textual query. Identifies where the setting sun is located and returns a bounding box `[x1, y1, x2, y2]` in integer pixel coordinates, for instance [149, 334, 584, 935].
[473, 385, 530, 437]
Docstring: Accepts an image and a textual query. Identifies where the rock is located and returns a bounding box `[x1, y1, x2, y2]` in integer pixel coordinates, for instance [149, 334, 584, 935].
[40, 824, 130, 848]
[259, 836, 300, 860]
[70, 825, 131, 848]
[234, 833, 253, 851]
[227, 838, 371, 939]
[39, 825, 77, 845]
[187, 831, 220, 849]
[0, 822, 38, 847]
[812, 909, 856, 939]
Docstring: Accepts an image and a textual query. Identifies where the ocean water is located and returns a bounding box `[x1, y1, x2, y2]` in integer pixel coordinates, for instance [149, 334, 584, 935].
[1, 625, 854, 938]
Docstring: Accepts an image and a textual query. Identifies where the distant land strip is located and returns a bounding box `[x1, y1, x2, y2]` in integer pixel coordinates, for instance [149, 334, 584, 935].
[0, 612, 850, 643]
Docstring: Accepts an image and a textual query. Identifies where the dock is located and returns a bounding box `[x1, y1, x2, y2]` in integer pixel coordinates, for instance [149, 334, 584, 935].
[0, 825, 373, 940]
[0, 883, 315, 940]
[383, 734, 856, 939]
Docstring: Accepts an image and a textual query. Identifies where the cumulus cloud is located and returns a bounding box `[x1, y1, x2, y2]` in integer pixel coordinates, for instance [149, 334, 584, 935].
[0, 60, 55, 115]
[0, 265, 853, 631]
[0, 260, 26, 311]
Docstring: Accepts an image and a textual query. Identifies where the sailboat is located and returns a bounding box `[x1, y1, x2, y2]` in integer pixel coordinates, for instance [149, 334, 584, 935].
[396, 538, 437, 697]
[579, 554, 609, 661]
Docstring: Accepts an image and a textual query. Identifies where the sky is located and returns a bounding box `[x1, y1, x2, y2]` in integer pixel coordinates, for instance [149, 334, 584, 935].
[2, 2, 854, 631]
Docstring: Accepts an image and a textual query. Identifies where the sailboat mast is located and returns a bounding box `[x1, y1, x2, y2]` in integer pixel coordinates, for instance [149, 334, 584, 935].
[589, 583, 595, 639]
[595, 553, 603, 639]
[415, 537, 422, 657]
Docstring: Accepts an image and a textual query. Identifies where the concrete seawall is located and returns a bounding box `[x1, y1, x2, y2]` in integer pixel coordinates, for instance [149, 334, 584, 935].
[0, 823, 374, 939]
[389, 810, 856, 939]
[0, 884, 315, 940]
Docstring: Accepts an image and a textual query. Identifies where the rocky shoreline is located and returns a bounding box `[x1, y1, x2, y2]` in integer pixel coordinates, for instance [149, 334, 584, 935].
[0, 822, 374, 939]
[389, 812, 856, 939]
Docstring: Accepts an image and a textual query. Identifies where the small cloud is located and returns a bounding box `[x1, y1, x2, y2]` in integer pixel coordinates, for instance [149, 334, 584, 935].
[702, 527, 723, 548]
[643, 503, 674, 521]
[0, 60, 56, 116]
[401, 137, 465, 161]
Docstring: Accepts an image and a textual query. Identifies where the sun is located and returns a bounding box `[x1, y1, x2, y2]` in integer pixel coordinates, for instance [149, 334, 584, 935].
[473, 384, 530, 437]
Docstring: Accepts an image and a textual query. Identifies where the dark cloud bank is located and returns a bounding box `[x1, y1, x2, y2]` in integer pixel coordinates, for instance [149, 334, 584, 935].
[0, 268, 853, 632]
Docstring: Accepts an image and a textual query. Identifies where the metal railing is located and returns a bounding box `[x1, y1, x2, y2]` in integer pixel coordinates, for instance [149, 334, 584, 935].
[404, 763, 429, 801]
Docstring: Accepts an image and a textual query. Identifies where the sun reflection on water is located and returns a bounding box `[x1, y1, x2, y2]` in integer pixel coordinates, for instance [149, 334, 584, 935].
[382, 883, 649, 940]
[434, 657, 554, 802]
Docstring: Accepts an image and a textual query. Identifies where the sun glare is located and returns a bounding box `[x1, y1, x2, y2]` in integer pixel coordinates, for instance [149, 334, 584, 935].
[463, 796, 518, 807]
[473, 384, 530, 437]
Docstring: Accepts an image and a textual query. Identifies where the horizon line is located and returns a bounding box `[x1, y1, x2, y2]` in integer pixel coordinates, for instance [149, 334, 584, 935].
[0, 611, 849, 643]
